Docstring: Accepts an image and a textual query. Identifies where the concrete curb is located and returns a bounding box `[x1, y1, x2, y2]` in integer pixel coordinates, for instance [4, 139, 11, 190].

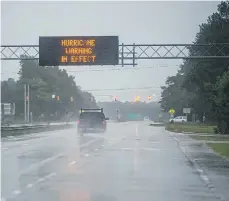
[149, 124, 165, 126]
[167, 130, 226, 201]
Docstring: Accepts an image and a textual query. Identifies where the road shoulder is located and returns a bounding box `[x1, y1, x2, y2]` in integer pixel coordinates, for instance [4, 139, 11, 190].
[167, 130, 229, 201]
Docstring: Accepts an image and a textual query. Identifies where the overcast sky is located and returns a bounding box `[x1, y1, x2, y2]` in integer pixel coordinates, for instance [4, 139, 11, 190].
[1, 1, 219, 102]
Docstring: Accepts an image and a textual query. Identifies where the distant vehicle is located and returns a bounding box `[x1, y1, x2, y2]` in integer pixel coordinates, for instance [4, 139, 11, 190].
[116, 114, 121, 122]
[77, 108, 109, 134]
[144, 116, 149, 121]
[170, 116, 187, 123]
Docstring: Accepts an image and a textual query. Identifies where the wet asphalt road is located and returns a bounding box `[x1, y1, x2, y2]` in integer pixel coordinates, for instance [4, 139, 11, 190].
[1, 122, 227, 201]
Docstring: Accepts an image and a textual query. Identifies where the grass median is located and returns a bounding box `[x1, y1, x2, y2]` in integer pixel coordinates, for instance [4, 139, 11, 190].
[207, 143, 229, 158]
[190, 135, 229, 141]
[166, 123, 216, 134]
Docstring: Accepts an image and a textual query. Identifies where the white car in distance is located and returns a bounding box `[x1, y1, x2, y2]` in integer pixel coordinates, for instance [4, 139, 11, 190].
[170, 116, 187, 123]
[144, 116, 149, 121]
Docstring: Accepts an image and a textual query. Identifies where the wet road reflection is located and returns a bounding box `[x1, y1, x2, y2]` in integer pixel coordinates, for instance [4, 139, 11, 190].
[59, 188, 91, 201]
[1, 122, 229, 201]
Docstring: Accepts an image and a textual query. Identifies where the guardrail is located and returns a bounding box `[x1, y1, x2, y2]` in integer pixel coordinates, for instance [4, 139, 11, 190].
[1, 122, 76, 137]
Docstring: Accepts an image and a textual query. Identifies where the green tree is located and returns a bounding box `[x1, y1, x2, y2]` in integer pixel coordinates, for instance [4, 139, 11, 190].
[160, 64, 195, 117]
[160, 1, 229, 128]
[214, 70, 229, 134]
[183, 1, 229, 122]
[1, 56, 98, 121]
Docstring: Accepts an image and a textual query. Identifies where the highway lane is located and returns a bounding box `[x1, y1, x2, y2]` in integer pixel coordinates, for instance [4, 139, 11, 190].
[1, 122, 224, 201]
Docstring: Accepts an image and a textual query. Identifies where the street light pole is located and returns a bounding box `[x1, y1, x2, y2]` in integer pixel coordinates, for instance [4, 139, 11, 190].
[27, 84, 30, 124]
[24, 84, 27, 124]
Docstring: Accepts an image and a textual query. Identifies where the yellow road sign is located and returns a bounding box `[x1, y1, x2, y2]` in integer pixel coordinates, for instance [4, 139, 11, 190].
[169, 108, 175, 115]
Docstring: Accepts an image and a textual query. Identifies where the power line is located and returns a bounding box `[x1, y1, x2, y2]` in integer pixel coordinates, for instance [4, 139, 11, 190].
[0, 64, 180, 75]
[83, 86, 161, 92]
[66, 65, 178, 72]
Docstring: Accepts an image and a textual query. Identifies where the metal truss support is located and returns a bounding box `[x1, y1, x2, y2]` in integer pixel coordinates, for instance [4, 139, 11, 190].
[1, 45, 39, 60]
[1, 43, 229, 66]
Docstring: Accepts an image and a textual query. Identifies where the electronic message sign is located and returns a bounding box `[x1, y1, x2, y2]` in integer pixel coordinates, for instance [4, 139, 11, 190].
[39, 36, 119, 66]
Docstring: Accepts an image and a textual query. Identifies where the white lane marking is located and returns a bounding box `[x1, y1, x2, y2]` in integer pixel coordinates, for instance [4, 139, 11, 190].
[19, 138, 99, 175]
[102, 144, 104, 147]
[26, 183, 33, 188]
[93, 148, 98, 151]
[122, 148, 133, 150]
[46, 172, 56, 178]
[136, 123, 139, 135]
[197, 168, 203, 173]
[34, 172, 56, 185]
[201, 175, 210, 183]
[23, 143, 28, 146]
[20, 153, 63, 175]
[150, 142, 160, 144]
[37, 178, 45, 182]
[68, 161, 76, 166]
[43, 172, 56, 180]
[12, 190, 21, 195]
[140, 148, 161, 151]
[2, 147, 8, 150]
[120, 148, 161, 151]
[6, 137, 106, 196]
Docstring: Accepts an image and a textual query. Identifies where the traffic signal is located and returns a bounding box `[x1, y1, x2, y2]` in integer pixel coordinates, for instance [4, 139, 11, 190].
[70, 96, 74, 102]
[56, 96, 60, 101]
[148, 96, 152, 101]
[114, 96, 118, 101]
[135, 96, 140, 102]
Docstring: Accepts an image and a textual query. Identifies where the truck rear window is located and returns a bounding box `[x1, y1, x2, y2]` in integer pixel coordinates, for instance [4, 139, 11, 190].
[79, 112, 105, 120]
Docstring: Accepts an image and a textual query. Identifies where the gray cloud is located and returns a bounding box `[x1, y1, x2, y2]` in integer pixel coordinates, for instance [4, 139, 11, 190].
[1, 1, 219, 101]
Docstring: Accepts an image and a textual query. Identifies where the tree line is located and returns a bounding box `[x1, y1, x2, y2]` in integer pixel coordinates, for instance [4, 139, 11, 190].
[160, 1, 229, 133]
[1, 56, 98, 122]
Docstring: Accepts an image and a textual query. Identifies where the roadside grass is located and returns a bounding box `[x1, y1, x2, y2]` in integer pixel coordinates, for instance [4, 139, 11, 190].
[190, 135, 229, 141]
[166, 123, 216, 134]
[207, 143, 229, 158]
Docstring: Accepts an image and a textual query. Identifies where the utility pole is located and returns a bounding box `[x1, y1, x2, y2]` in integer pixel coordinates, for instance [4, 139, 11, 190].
[24, 84, 27, 124]
[27, 84, 30, 124]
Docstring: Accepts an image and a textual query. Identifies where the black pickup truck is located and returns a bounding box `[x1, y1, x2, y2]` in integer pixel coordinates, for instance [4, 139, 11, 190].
[77, 108, 109, 134]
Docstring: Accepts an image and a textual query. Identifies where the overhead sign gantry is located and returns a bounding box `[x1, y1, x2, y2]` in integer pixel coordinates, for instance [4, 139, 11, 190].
[1, 36, 229, 66]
